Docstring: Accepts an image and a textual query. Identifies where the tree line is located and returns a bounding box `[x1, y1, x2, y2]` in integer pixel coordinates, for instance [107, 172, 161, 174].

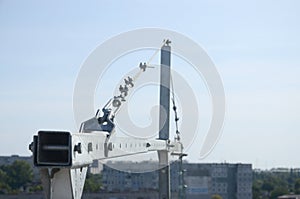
[0, 160, 102, 194]
[0, 160, 36, 194]
[253, 169, 300, 199]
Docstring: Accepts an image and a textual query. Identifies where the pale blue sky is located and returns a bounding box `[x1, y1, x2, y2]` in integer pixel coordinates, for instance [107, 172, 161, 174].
[0, 0, 300, 169]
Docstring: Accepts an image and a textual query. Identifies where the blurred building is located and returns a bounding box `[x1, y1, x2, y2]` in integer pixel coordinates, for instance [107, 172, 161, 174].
[102, 161, 252, 199]
[89, 159, 103, 174]
[102, 161, 159, 192]
[278, 195, 300, 199]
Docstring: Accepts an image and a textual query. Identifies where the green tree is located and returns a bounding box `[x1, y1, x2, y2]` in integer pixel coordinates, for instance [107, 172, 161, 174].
[253, 169, 300, 199]
[211, 194, 223, 199]
[270, 187, 289, 199]
[1, 160, 33, 190]
[0, 169, 11, 194]
[29, 184, 43, 193]
[253, 179, 263, 199]
[295, 178, 300, 194]
[84, 173, 102, 193]
[261, 181, 274, 196]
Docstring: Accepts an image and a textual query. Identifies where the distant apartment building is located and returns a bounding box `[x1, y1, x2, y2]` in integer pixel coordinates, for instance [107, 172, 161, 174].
[102, 161, 252, 199]
[89, 159, 103, 174]
[182, 163, 252, 199]
[102, 161, 159, 192]
[270, 168, 300, 174]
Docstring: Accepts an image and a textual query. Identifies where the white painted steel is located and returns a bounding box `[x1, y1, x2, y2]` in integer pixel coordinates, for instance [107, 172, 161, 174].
[39, 131, 183, 199]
